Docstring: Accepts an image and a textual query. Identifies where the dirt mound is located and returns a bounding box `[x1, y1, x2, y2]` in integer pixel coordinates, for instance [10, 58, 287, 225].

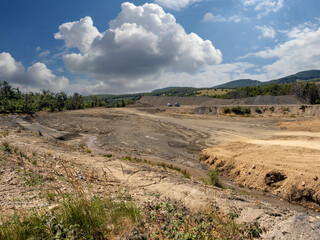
[135, 96, 228, 106]
[201, 133, 320, 209]
[135, 95, 307, 107]
[241, 95, 307, 105]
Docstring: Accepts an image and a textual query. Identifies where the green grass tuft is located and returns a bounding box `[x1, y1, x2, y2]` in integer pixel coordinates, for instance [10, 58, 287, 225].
[203, 169, 223, 188]
[1, 142, 11, 153]
[0, 194, 140, 240]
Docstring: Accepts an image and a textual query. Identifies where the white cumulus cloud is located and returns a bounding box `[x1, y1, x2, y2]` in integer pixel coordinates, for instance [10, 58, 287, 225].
[55, 2, 222, 93]
[0, 52, 69, 92]
[242, 25, 320, 79]
[154, 0, 204, 10]
[54, 16, 101, 53]
[255, 25, 276, 38]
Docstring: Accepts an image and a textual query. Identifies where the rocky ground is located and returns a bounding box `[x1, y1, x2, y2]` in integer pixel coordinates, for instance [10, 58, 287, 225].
[1, 106, 320, 239]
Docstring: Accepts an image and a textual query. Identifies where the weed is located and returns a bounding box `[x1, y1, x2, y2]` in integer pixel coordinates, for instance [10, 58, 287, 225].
[281, 107, 290, 112]
[19, 151, 33, 163]
[255, 107, 263, 114]
[23, 171, 46, 186]
[104, 154, 113, 158]
[0, 213, 50, 240]
[1, 142, 11, 153]
[247, 222, 262, 238]
[231, 106, 251, 115]
[223, 107, 231, 114]
[121, 156, 191, 179]
[13, 148, 18, 154]
[228, 208, 240, 220]
[0, 194, 140, 240]
[202, 169, 223, 188]
[42, 190, 57, 203]
[1, 131, 9, 138]
[145, 191, 161, 198]
[269, 106, 275, 112]
[240, 190, 250, 196]
[79, 145, 92, 154]
[58, 194, 140, 238]
[137, 201, 251, 239]
[299, 105, 307, 112]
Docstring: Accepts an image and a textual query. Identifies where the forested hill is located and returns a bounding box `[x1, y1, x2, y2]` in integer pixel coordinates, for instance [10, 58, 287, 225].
[267, 70, 320, 84]
[214, 79, 263, 88]
[214, 70, 320, 89]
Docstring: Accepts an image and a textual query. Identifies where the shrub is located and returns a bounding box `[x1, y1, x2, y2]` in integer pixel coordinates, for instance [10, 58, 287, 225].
[230, 106, 251, 115]
[223, 107, 231, 114]
[203, 169, 223, 188]
[299, 105, 307, 112]
[138, 201, 251, 239]
[1, 142, 11, 153]
[255, 107, 262, 114]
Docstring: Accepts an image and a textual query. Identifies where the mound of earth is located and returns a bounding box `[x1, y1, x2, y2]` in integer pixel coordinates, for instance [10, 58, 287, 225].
[135, 95, 307, 107]
[200, 119, 320, 209]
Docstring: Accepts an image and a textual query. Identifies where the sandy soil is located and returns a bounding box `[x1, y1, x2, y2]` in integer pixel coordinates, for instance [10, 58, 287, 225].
[278, 119, 320, 132]
[201, 119, 320, 210]
[1, 107, 320, 239]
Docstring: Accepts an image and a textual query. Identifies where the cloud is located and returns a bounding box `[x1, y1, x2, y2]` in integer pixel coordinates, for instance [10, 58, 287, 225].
[55, 2, 222, 93]
[242, 24, 320, 78]
[202, 13, 226, 23]
[0, 52, 69, 91]
[154, 0, 204, 11]
[202, 13, 246, 23]
[242, 0, 284, 17]
[255, 25, 276, 38]
[39, 50, 50, 58]
[36, 46, 41, 52]
[54, 16, 101, 53]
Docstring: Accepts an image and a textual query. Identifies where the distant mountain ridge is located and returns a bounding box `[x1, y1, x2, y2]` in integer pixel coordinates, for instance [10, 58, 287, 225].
[213, 70, 320, 89]
[214, 79, 262, 88]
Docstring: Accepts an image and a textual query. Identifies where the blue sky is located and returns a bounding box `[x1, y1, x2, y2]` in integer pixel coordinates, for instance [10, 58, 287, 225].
[0, 0, 319, 94]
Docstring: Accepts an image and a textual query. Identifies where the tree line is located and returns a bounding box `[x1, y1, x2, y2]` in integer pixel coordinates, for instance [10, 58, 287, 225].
[0, 81, 126, 113]
[224, 82, 320, 104]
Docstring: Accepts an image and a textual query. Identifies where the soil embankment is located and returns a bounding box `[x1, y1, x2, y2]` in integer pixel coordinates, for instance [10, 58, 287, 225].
[136, 95, 307, 107]
[135, 95, 320, 118]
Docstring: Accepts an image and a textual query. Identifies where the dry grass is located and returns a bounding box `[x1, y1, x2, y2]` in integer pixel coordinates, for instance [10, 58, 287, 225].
[196, 88, 232, 96]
